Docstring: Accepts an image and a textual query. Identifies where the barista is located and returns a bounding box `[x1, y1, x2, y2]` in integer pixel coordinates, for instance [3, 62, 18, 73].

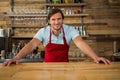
[3, 8, 111, 66]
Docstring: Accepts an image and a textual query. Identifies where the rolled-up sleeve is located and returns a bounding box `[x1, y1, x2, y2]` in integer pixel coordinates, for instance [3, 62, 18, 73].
[33, 28, 44, 42]
[69, 27, 79, 40]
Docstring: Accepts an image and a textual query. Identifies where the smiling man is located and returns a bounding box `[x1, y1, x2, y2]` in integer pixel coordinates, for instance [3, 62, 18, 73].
[3, 8, 111, 66]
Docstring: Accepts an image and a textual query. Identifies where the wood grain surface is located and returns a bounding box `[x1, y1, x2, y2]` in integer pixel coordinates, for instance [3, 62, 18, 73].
[0, 62, 120, 80]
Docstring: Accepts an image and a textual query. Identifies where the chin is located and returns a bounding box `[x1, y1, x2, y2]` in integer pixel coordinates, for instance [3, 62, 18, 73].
[55, 26, 61, 29]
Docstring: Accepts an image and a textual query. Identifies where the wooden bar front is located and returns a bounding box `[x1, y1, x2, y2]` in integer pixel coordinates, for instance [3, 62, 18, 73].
[0, 62, 120, 80]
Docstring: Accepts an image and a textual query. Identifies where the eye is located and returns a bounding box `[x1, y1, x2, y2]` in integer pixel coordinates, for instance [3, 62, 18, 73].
[58, 18, 62, 20]
[51, 19, 55, 21]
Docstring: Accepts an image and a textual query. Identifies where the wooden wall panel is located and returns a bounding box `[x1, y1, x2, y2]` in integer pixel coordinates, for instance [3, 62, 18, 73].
[69, 39, 114, 58]
[0, 2, 9, 7]
[0, 0, 9, 28]
[0, 0, 119, 58]
[0, 7, 9, 13]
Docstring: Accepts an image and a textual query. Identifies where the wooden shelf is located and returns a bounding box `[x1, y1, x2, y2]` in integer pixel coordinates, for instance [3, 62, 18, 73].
[5, 13, 88, 17]
[10, 22, 107, 28]
[87, 30, 120, 35]
[65, 14, 89, 17]
[12, 25, 43, 28]
[46, 3, 86, 7]
[12, 36, 33, 38]
[5, 14, 47, 17]
[12, 34, 35, 38]
[66, 22, 107, 25]
[11, 35, 89, 39]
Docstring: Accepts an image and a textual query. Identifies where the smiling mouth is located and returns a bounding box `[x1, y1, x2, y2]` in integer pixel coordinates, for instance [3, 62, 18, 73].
[54, 25, 60, 27]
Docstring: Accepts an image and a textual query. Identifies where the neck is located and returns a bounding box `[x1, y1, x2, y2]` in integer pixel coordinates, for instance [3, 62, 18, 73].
[51, 27, 62, 36]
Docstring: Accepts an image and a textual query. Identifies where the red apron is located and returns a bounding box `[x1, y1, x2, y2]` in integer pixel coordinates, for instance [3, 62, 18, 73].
[44, 27, 69, 62]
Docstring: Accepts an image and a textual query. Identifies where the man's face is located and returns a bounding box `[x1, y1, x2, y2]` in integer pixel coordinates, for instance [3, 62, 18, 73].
[48, 12, 63, 31]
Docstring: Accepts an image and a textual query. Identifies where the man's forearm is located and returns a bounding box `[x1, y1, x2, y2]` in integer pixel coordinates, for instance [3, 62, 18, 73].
[79, 41, 99, 60]
[74, 36, 99, 60]
[13, 41, 36, 60]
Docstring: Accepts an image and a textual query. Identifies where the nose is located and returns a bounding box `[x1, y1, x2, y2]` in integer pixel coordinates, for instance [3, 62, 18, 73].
[55, 19, 59, 24]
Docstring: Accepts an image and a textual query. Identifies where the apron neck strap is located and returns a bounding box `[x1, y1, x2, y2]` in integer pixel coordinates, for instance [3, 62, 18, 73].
[49, 26, 65, 43]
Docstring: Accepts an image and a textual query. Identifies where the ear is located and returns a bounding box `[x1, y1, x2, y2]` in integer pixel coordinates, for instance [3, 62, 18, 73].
[48, 20, 50, 25]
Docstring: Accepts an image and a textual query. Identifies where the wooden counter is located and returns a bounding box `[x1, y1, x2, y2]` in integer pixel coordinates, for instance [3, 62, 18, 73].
[0, 62, 120, 80]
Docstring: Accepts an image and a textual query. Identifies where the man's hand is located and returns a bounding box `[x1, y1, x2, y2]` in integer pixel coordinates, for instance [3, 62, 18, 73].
[94, 57, 112, 65]
[2, 58, 19, 66]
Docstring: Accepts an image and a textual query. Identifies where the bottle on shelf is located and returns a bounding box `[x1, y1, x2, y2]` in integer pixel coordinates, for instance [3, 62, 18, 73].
[53, 0, 59, 4]
[60, 0, 63, 3]
[0, 50, 5, 59]
[46, 0, 53, 3]
[74, 0, 83, 3]
[64, 0, 69, 3]
[11, 43, 16, 56]
[46, 7, 50, 14]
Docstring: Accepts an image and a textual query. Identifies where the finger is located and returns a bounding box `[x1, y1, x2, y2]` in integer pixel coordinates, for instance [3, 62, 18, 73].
[16, 60, 19, 65]
[106, 59, 112, 64]
[2, 62, 6, 66]
[7, 59, 15, 66]
[7, 61, 12, 66]
[94, 59, 99, 64]
[102, 58, 112, 65]
[100, 58, 109, 65]
[2, 61, 8, 66]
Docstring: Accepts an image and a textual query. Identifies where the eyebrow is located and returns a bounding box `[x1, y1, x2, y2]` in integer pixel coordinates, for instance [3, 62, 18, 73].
[51, 17, 62, 20]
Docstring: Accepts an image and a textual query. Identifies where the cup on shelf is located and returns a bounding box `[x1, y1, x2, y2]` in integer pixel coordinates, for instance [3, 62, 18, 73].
[0, 50, 5, 59]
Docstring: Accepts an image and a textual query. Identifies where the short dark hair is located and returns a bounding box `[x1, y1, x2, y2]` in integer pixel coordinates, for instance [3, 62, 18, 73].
[47, 8, 64, 20]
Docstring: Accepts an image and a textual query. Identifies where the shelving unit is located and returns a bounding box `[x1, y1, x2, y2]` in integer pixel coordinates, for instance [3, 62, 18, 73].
[5, 14, 47, 17]
[46, 2, 88, 36]
[5, 13, 88, 17]
[6, 1, 89, 38]
[4, 0, 89, 61]
[45, 3, 86, 7]
[12, 36, 33, 39]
